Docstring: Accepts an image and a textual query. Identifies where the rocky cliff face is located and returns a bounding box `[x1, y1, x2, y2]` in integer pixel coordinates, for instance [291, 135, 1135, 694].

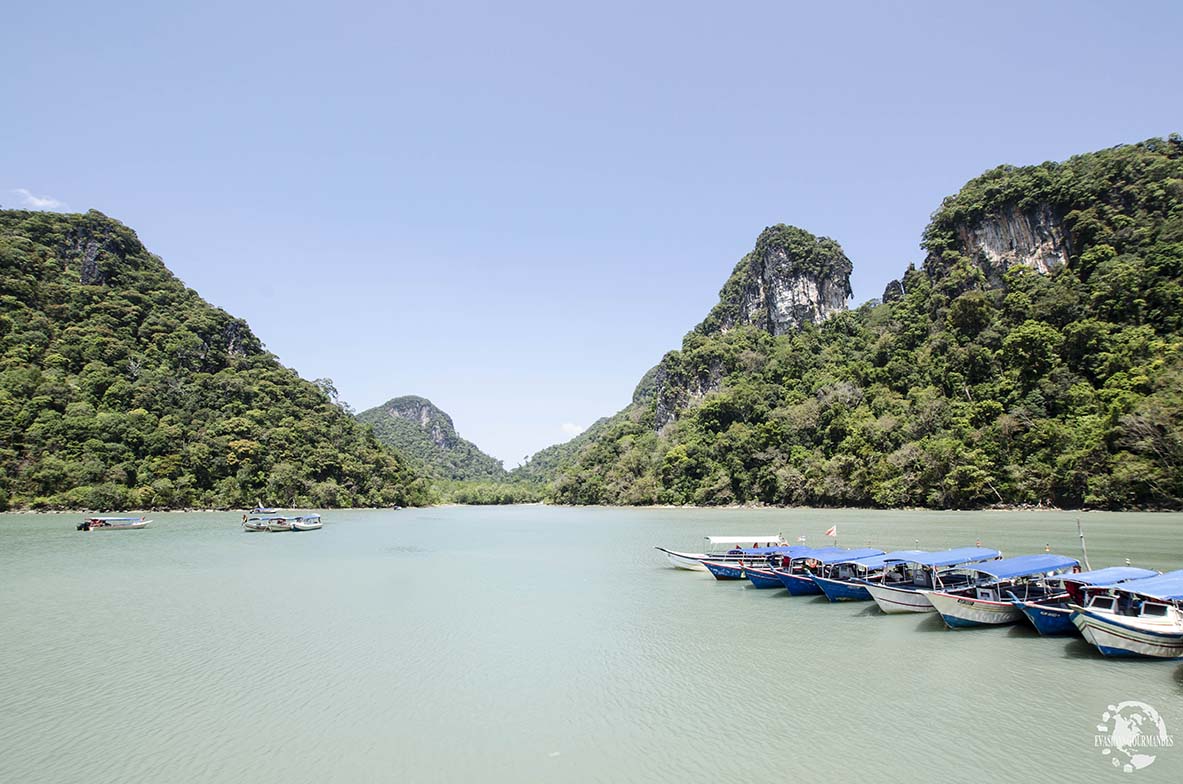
[645, 225, 855, 431]
[698, 225, 852, 336]
[950, 203, 1071, 285]
[383, 396, 457, 449]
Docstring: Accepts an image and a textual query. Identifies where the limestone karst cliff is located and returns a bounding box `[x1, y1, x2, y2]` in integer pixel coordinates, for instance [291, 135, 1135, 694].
[649, 225, 853, 430]
[536, 136, 1183, 510]
[698, 225, 852, 336]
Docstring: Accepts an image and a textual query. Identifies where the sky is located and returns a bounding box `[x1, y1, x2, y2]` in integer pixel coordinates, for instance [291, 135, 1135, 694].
[3, 0, 1181, 467]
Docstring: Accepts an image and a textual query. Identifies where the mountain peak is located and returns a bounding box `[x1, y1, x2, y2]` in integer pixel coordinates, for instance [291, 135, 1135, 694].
[357, 396, 506, 481]
[697, 224, 852, 336]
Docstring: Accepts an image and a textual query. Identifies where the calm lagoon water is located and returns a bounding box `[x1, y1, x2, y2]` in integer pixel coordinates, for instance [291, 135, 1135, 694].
[2, 506, 1182, 783]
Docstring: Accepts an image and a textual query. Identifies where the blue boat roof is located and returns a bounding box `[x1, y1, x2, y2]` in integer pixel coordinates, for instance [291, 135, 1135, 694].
[788, 546, 846, 561]
[816, 547, 886, 565]
[964, 554, 1079, 580]
[892, 547, 1002, 568]
[1110, 569, 1183, 601]
[833, 550, 929, 569]
[731, 545, 796, 555]
[1061, 566, 1158, 586]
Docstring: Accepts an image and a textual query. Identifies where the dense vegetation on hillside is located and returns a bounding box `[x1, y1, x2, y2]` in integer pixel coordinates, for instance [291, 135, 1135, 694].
[357, 395, 507, 481]
[356, 395, 546, 503]
[0, 210, 431, 510]
[547, 137, 1183, 509]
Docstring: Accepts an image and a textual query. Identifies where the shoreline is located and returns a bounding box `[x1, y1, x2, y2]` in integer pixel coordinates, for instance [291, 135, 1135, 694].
[4, 502, 1182, 515]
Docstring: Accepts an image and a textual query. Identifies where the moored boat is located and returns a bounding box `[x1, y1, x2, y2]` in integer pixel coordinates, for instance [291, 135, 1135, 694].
[267, 517, 294, 532]
[291, 514, 323, 531]
[810, 550, 928, 602]
[859, 547, 1003, 614]
[77, 516, 151, 531]
[702, 544, 795, 580]
[925, 554, 1080, 629]
[654, 535, 787, 572]
[1070, 570, 1183, 658]
[773, 547, 882, 596]
[1010, 566, 1158, 635]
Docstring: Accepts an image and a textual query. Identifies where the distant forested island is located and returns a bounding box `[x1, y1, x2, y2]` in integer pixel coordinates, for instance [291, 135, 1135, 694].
[2, 135, 1180, 510]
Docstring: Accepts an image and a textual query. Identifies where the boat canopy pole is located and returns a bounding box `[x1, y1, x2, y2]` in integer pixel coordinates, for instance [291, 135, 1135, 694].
[1077, 518, 1092, 572]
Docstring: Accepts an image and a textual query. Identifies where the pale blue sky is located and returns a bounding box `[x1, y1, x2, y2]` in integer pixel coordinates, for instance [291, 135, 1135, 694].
[4, 1, 1180, 466]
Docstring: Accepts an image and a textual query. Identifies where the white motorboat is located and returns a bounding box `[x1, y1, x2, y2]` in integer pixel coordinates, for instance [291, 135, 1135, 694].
[859, 547, 1002, 613]
[242, 516, 271, 532]
[291, 514, 323, 531]
[654, 535, 787, 571]
[77, 516, 151, 531]
[925, 554, 1080, 628]
[1070, 570, 1183, 658]
[267, 517, 294, 532]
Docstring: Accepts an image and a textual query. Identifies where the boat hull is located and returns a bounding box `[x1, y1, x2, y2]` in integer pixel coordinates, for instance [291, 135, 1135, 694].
[1013, 601, 1076, 636]
[82, 520, 150, 531]
[774, 570, 823, 596]
[811, 575, 872, 602]
[863, 583, 935, 614]
[1071, 608, 1183, 658]
[268, 523, 293, 532]
[292, 522, 322, 531]
[655, 548, 709, 571]
[703, 561, 746, 581]
[744, 567, 785, 589]
[927, 592, 1023, 628]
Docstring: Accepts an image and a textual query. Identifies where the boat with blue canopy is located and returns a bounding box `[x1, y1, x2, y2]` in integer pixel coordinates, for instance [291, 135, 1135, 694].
[1070, 570, 1183, 658]
[1009, 566, 1158, 635]
[925, 553, 1080, 629]
[810, 550, 929, 602]
[772, 547, 884, 596]
[654, 535, 788, 572]
[858, 547, 1002, 613]
[740, 546, 815, 589]
[702, 544, 796, 580]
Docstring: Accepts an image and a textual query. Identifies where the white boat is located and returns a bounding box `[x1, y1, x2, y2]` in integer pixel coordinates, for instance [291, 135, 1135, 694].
[859, 547, 1002, 613]
[267, 517, 294, 532]
[77, 516, 151, 531]
[291, 514, 323, 531]
[1070, 570, 1183, 658]
[654, 535, 787, 571]
[242, 515, 271, 532]
[925, 554, 1080, 629]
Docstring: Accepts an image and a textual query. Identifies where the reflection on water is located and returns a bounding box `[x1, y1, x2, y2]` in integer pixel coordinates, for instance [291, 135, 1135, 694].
[1, 506, 1181, 782]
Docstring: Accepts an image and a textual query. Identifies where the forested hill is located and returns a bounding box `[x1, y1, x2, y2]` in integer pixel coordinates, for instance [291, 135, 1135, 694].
[0, 209, 431, 510]
[356, 396, 507, 481]
[544, 136, 1183, 510]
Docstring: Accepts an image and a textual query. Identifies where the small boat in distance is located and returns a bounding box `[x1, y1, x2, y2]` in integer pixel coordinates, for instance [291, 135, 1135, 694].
[1071, 570, 1183, 658]
[77, 517, 150, 531]
[925, 554, 1080, 629]
[654, 535, 787, 571]
[1010, 566, 1158, 635]
[291, 514, 323, 531]
[859, 547, 1002, 613]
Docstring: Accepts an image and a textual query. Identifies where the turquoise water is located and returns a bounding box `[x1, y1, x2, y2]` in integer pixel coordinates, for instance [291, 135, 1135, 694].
[1, 506, 1181, 782]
